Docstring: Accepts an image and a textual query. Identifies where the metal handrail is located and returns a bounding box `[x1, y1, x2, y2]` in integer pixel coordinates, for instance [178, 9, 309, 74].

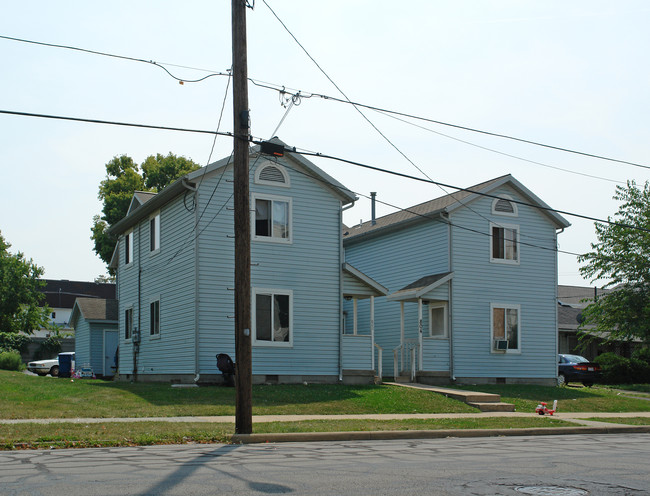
[374, 343, 383, 382]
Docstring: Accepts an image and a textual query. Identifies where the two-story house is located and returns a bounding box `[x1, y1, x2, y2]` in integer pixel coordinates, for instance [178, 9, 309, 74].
[107, 140, 385, 384]
[343, 174, 570, 385]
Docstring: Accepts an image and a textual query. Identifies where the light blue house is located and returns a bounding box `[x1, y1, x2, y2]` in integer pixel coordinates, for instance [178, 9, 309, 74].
[108, 141, 386, 384]
[343, 174, 570, 385]
[69, 298, 119, 378]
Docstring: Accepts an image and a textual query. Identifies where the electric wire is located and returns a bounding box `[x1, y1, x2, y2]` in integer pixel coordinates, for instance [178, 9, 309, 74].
[370, 107, 625, 185]
[0, 107, 644, 233]
[2, 33, 645, 170]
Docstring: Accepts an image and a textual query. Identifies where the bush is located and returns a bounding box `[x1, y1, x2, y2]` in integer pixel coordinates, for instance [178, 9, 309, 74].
[595, 352, 650, 384]
[0, 350, 24, 371]
[0, 332, 31, 354]
[632, 347, 650, 364]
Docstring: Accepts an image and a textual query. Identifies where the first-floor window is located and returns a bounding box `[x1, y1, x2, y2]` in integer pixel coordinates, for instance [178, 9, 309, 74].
[125, 308, 133, 340]
[150, 300, 160, 336]
[254, 289, 292, 345]
[429, 303, 448, 338]
[491, 304, 520, 352]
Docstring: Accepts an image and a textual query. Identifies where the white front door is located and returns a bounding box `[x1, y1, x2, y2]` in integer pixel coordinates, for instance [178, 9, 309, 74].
[103, 330, 119, 377]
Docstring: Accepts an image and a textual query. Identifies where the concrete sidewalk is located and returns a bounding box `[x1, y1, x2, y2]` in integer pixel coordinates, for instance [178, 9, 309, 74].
[3, 411, 650, 445]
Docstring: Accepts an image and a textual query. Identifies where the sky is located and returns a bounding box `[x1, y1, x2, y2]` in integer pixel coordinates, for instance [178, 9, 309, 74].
[0, 1, 648, 286]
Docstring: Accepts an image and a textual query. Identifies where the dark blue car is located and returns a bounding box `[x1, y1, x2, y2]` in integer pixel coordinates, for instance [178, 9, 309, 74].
[558, 354, 601, 387]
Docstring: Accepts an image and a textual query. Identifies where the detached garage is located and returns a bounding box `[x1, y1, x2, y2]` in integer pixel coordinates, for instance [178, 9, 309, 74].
[70, 298, 119, 378]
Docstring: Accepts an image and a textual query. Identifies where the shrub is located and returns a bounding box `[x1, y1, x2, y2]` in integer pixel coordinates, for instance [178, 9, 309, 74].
[0, 350, 24, 371]
[594, 352, 633, 384]
[632, 347, 650, 365]
[34, 335, 62, 361]
[0, 332, 32, 353]
[595, 351, 650, 384]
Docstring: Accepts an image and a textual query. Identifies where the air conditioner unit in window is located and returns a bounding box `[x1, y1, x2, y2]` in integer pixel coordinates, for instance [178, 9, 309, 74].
[494, 339, 509, 351]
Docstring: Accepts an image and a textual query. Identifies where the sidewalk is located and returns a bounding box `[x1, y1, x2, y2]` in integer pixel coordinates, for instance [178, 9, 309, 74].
[3, 411, 650, 444]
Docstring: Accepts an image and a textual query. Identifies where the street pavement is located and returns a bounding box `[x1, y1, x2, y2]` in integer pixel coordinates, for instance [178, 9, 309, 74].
[2, 433, 649, 495]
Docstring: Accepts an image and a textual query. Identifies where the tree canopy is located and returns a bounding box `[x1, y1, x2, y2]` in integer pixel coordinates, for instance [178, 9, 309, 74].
[578, 180, 650, 344]
[91, 153, 200, 270]
[0, 231, 51, 334]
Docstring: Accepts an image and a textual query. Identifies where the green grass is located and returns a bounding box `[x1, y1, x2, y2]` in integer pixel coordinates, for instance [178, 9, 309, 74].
[453, 384, 650, 413]
[606, 385, 650, 394]
[0, 370, 475, 419]
[0, 417, 575, 450]
[581, 417, 650, 426]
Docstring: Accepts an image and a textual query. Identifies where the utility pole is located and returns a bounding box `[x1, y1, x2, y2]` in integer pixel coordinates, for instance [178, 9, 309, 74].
[232, 0, 253, 434]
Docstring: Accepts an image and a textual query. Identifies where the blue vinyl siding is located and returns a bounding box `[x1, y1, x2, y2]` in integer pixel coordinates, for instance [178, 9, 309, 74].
[344, 181, 560, 381]
[117, 193, 197, 377]
[74, 319, 91, 369]
[450, 185, 558, 379]
[196, 155, 344, 376]
[344, 220, 450, 376]
[342, 335, 372, 369]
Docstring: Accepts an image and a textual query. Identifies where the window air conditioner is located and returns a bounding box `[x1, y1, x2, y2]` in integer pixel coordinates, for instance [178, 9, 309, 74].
[494, 339, 508, 351]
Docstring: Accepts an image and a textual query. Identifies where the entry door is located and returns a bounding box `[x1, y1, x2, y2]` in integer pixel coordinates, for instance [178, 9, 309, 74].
[103, 330, 119, 377]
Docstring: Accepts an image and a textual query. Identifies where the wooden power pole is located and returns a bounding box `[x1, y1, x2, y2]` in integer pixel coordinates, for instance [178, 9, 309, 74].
[232, 0, 253, 434]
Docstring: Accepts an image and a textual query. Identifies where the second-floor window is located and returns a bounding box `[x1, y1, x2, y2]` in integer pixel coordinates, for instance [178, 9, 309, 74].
[150, 212, 160, 253]
[125, 230, 134, 265]
[491, 223, 519, 263]
[254, 195, 291, 242]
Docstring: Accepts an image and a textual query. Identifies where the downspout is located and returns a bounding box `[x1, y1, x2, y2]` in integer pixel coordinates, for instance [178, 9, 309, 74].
[339, 201, 344, 382]
[135, 223, 142, 381]
[180, 180, 201, 384]
[445, 212, 455, 381]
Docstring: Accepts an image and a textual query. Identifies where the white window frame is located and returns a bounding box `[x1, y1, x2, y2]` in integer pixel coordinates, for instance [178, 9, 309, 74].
[149, 297, 160, 339]
[490, 222, 520, 265]
[124, 230, 134, 266]
[490, 303, 521, 354]
[252, 193, 293, 244]
[252, 287, 293, 347]
[149, 211, 160, 254]
[491, 194, 518, 217]
[427, 302, 448, 339]
[124, 306, 133, 342]
[254, 161, 290, 188]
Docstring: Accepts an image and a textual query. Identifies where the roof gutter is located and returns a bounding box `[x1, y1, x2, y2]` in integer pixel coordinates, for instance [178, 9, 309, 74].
[108, 178, 197, 237]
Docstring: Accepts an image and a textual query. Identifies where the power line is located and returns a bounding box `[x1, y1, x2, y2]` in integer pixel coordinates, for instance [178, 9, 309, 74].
[3, 33, 646, 170]
[1, 107, 644, 233]
[0, 34, 229, 84]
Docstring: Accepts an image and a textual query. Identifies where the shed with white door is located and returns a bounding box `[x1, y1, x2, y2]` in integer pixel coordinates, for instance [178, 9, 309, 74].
[70, 298, 119, 378]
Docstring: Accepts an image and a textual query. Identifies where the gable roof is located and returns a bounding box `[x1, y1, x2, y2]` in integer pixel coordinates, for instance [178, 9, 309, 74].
[387, 272, 454, 302]
[342, 262, 389, 297]
[69, 298, 118, 328]
[109, 138, 355, 237]
[343, 174, 570, 242]
[126, 191, 157, 216]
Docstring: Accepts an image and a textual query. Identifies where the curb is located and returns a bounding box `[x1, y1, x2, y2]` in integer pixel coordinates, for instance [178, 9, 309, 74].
[231, 425, 650, 444]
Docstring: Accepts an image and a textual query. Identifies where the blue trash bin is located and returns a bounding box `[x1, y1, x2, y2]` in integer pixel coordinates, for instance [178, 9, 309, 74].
[58, 353, 72, 378]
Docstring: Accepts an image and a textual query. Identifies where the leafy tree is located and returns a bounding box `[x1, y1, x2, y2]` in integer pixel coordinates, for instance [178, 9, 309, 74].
[0, 231, 51, 334]
[579, 180, 650, 344]
[91, 153, 200, 269]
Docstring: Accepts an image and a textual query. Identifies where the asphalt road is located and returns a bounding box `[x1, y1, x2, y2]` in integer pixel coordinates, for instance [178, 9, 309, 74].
[1, 433, 648, 495]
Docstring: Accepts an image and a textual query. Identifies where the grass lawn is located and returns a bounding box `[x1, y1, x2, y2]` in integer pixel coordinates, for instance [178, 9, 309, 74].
[0, 417, 574, 450]
[606, 385, 650, 394]
[581, 417, 650, 426]
[0, 370, 475, 419]
[453, 384, 650, 413]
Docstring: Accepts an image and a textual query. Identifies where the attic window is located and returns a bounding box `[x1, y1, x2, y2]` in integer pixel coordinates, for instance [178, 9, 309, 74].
[492, 196, 517, 216]
[255, 162, 290, 187]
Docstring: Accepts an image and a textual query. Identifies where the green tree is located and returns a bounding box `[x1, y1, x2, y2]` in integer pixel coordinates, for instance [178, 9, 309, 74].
[0, 231, 51, 334]
[91, 153, 200, 269]
[578, 180, 650, 344]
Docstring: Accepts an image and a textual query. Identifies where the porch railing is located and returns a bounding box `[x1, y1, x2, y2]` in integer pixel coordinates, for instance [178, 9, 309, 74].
[393, 340, 419, 382]
[374, 343, 383, 382]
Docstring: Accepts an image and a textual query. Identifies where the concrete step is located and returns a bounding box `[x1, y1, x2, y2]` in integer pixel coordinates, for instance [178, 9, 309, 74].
[467, 401, 516, 412]
[393, 375, 412, 384]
